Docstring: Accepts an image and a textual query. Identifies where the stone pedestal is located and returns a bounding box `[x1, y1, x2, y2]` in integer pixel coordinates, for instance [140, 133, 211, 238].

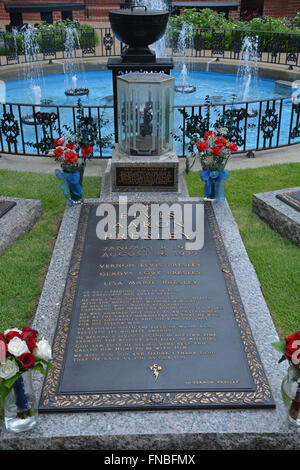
[108, 143, 179, 193]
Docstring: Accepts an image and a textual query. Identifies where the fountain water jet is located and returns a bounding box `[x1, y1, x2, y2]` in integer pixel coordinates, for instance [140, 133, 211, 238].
[237, 36, 259, 102]
[174, 23, 196, 94]
[20, 25, 47, 124]
[142, 0, 168, 58]
[64, 27, 89, 97]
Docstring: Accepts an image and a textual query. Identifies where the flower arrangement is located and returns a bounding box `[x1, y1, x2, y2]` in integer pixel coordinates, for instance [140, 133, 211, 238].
[51, 136, 93, 171]
[196, 130, 238, 171]
[50, 137, 93, 205]
[272, 332, 300, 425]
[0, 327, 53, 419]
[196, 130, 238, 202]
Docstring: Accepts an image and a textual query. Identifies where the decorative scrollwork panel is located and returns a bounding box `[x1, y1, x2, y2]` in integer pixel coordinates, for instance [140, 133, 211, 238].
[211, 32, 225, 57]
[1, 112, 20, 146]
[261, 106, 279, 140]
[81, 31, 96, 56]
[290, 102, 300, 139]
[103, 32, 114, 54]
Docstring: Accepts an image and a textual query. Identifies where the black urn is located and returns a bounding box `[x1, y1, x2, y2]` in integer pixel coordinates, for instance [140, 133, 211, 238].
[109, 6, 169, 63]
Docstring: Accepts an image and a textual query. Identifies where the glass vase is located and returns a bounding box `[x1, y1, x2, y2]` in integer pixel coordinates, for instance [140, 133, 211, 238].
[281, 365, 300, 426]
[63, 165, 84, 204]
[4, 370, 38, 433]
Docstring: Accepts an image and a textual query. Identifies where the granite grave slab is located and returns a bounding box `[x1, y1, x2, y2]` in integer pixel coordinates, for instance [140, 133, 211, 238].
[0, 196, 42, 254]
[0, 195, 296, 450]
[253, 187, 300, 247]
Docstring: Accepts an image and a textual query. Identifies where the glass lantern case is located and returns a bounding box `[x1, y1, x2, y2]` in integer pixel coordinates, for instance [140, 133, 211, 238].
[117, 72, 174, 156]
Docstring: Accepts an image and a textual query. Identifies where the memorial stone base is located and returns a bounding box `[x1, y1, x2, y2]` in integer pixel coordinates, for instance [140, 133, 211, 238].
[109, 144, 179, 193]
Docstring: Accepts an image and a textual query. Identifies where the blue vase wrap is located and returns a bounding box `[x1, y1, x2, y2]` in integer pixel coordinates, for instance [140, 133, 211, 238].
[199, 169, 229, 203]
[55, 169, 83, 206]
[13, 375, 29, 411]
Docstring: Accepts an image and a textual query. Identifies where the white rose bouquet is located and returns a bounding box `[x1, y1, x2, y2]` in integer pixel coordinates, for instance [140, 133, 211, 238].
[0, 327, 53, 414]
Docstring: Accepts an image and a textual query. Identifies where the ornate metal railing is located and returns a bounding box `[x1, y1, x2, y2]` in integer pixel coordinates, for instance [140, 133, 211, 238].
[173, 97, 300, 157]
[0, 96, 299, 158]
[0, 26, 300, 157]
[0, 26, 300, 68]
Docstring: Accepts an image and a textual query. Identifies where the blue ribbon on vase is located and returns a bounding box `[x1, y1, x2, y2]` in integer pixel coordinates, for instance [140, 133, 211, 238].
[14, 375, 28, 411]
[199, 169, 229, 203]
[55, 169, 83, 206]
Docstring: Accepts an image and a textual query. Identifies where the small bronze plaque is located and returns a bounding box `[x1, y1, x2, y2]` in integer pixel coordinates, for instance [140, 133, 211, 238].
[39, 202, 275, 412]
[115, 166, 175, 188]
[0, 201, 16, 219]
[276, 190, 300, 212]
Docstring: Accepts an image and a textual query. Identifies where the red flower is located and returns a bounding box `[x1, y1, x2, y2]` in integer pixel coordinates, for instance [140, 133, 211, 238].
[226, 142, 238, 152]
[5, 331, 22, 342]
[53, 137, 65, 147]
[196, 141, 209, 152]
[21, 328, 38, 352]
[210, 145, 223, 156]
[53, 147, 63, 159]
[18, 353, 35, 369]
[214, 137, 227, 146]
[66, 141, 75, 150]
[64, 150, 78, 164]
[203, 131, 216, 141]
[21, 327, 38, 340]
[81, 146, 93, 158]
[24, 335, 37, 353]
[286, 332, 300, 359]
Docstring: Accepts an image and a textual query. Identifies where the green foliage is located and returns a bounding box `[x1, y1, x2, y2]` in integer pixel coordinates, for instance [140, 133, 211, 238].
[169, 8, 229, 29]
[169, 8, 300, 33]
[2, 20, 99, 57]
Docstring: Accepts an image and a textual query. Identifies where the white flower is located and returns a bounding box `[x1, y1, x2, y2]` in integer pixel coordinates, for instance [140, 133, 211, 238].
[0, 358, 19, 380]
[33, 338, 52, 361]
[7, 336, 29, 357]
[4, 328, 22, 335]
[216, 127, 228, 136]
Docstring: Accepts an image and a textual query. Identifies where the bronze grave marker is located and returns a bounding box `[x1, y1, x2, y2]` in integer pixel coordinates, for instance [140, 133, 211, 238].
[39, 202, 275, 412]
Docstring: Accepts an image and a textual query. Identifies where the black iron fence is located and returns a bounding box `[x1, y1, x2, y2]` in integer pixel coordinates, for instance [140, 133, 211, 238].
[0, 96, 299, 158]
[0, 26, 300, 68]
[0, 26, 300, 158]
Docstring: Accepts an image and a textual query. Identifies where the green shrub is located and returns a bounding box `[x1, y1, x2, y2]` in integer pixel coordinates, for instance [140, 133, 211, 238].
[2, 20, 100, 57]
[167, 8, 300, 53]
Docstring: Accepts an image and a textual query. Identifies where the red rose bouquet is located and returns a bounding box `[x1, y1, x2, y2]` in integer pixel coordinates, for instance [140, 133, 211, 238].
[51, 137, 93, 171]
[196, 131, 238, 171]
[0, 327, 53, 423]
[272, 332, 300, 425]
[51, 137, 94, 205]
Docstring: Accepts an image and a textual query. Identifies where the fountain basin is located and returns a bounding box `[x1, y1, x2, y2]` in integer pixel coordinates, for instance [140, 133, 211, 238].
[175, 85, 196, 94]
[65, 88, 90, 97]
[109, 7, 169, 62]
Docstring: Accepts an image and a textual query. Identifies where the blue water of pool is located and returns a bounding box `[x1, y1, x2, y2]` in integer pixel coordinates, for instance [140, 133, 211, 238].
[1, 69, 296, 155]
[3, 69, 291, 106]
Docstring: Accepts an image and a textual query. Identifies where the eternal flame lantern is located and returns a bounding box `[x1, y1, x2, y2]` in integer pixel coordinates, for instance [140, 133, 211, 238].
[117, 72, 174, 157]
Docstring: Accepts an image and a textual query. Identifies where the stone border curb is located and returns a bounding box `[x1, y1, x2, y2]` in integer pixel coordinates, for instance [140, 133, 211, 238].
[0, 196, 42, 254]
[253, 187, 300, 247]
